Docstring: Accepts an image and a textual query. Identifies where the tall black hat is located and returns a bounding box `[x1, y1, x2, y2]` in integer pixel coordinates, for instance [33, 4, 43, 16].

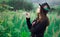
[39, 3, 50, 15]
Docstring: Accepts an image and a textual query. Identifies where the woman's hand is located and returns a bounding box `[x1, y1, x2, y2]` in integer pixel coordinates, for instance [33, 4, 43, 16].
[26, 12, 30, 18]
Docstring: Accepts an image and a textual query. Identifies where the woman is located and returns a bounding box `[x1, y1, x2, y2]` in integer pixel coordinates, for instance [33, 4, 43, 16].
[26, 3, 50, 37]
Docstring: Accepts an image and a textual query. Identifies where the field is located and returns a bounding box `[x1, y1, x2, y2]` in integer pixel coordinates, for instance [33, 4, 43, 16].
[0, 9, 60, 37]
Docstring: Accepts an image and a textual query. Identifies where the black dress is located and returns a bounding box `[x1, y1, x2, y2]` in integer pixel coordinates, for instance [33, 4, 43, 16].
[26, 17, 49, 37]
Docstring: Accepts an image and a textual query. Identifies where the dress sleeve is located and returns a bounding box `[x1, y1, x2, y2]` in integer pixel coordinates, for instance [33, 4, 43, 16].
[26, 18, 32, 30]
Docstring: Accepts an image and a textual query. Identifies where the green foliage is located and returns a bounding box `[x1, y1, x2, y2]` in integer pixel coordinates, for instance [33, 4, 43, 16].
[50, 6, 60, 15]
[0, 6, 5, 12]
[0, 3, 14, 12]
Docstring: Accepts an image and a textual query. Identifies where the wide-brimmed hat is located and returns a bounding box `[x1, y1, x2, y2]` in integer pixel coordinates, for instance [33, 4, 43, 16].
[39, 3, 50, 12]
[39, 3, 50, 15]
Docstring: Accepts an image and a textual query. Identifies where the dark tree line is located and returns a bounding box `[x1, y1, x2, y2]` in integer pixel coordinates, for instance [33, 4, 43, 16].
[7, 0, 34, 11]
[0, 0, 34, 11]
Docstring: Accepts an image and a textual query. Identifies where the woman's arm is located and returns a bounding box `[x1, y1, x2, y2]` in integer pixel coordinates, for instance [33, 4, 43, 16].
[26, 18, 32, 30]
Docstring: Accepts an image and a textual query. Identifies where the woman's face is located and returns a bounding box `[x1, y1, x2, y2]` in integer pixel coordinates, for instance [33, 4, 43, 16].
[36, 6, 41, 14]
[36, 6, 41, 17]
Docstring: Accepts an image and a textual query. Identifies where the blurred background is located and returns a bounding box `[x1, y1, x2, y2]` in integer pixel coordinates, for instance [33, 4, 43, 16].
[0, 0, 60, 37]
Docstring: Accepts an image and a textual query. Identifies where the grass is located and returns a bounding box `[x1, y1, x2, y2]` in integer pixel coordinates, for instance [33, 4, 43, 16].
[0, 10, 60, 37]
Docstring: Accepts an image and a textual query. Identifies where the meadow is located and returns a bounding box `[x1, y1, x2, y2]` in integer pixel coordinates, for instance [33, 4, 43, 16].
[0, 9, 60, 37]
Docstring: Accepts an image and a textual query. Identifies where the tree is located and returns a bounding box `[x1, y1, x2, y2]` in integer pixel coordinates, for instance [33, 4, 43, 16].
[7, 0, 33, 11]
